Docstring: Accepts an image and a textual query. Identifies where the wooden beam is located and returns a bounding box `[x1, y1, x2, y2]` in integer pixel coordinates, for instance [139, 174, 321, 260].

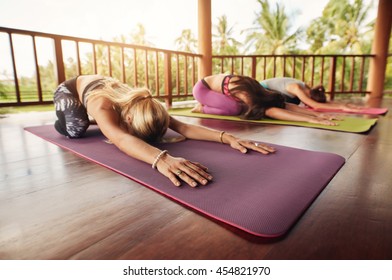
[197, 0, 212, 79]
[366, 0, 392, 99]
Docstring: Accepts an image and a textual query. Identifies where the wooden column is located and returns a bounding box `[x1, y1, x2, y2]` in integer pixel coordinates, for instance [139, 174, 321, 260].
[366, 0, 392, 99]
[198, 0, 212, 79]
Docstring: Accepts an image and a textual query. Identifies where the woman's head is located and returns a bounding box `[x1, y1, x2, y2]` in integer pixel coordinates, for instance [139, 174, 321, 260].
[87, 79, 170, 143]
[119, 89, 170, 143]
[310, 85, 327, 103]
[230, 76, 286, 120]
[243, 89, 286, 119]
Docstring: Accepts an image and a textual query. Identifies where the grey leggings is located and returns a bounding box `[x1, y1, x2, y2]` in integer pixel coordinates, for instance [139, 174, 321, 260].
[53, 81, 90, 138]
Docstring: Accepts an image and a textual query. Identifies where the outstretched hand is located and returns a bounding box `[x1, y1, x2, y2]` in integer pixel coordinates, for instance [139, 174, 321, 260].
[341, 103, 365, 112]
[318, 113, 343, 121]
[309, 117, 338, 126]
[156, 153, 213, 187]
[223, 134, 276, 155]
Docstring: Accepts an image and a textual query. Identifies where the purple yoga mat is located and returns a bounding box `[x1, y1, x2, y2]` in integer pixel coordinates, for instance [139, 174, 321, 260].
[25, 125, 345, 238]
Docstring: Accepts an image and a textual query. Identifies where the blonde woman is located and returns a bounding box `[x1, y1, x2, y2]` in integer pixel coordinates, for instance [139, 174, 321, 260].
[53, 75, 275, 187]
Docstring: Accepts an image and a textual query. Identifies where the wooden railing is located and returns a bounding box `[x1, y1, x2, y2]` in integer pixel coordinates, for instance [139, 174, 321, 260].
[0, 27, 389, 107]
[0, 27, 200, 107]
[212, 54, 375, 100]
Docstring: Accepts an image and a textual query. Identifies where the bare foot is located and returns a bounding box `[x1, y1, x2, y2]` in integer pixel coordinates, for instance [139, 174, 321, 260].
[191, 103, 203, 113]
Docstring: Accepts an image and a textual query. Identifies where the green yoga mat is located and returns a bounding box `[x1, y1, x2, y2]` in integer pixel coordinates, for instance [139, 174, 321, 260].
[169, 108, 378, 133]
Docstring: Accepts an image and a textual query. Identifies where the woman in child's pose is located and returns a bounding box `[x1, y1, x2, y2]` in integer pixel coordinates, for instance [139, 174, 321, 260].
[192, 74, 338, 125]
[260, 77, 362, 111]
[53, 75, 276, 188]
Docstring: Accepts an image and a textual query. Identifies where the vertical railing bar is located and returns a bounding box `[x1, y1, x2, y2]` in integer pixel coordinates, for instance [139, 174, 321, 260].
[292, 56, 296, 78]
[184, 55, 188, 96]
[220, 57, 224, 73]
[54, 36, 66, 83]
[349, 56, 355, 92]
[133, 48, 138, 87]
[92, 43, 97, 74]
[311, 56, 315, 86]
[241, 57, 244, 75]
[191, 56, 196, 94]
[328, 56, 337, 100]
[341, 56, 346, 92]
[176, 54, 180, 96]
[121, 47, 126, 83]
[108, 45, 112, 77]
[32, 35, 43, 102]
[76, 41, 82, 75]
[164, 52, 172, 107]
[301, 56, 306, 81]
[8, 33, 21, 103]
[320, 57, 325, 85]
[359, 56, 366, 92]
[251, 57, 256, 79]
[155, 51, 159, 96]
[144, 50, 149, 88]
[273, 56, 276, 77]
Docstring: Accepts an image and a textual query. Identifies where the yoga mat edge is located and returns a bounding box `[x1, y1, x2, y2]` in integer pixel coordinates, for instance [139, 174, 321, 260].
[169, 108, 378, 133]
[25, 125, 345, 238]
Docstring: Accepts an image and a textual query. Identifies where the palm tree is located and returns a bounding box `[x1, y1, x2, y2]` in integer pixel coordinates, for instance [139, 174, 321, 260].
[306, 0, 374, 54]
[130, 23, 154, 46]
[213, 15, 242, 55]
[174, 29, 197, 53]
[244, 0, 303, 55]
[242, 0, 303, 78]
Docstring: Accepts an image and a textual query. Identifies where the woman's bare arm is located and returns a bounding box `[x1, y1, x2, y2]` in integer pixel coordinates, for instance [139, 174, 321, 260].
[169, 116, 276, 154]
[265, 106, 338, 126]
[287, 83, 363, 111]
[284, 103, 341, 121]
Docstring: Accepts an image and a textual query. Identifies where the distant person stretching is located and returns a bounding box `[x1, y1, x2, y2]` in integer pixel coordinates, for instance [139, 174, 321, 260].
[192, 74, 338, 125]
[260, 77, 362, 111]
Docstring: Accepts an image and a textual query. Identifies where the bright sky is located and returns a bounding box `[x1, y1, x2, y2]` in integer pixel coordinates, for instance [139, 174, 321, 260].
[0, 0, 364, 49]
[0, 0, 376, 76]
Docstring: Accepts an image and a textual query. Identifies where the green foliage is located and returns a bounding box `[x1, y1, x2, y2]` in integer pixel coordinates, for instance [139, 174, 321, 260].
[306, 0, 374, 54]
[244, 0, 303, 55]
[175, 29, 197, 53]
[1, 0, 389, 105]
[212, 15, 242, 55]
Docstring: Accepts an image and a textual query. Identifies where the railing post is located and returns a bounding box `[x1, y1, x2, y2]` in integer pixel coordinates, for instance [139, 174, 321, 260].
[328, 56, 337, 100]
[54, 37, 66, 84]
[8, 32, 21, 104]
[366, 0, 392, 99]
[32, 36, 43, 102]
[197, 0, 212, 79]
[164, 52, 172, 108]
[251, 57, 257, 79]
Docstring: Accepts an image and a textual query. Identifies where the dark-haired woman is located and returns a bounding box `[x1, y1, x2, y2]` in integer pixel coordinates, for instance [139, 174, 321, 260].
[260, 77, 361, 111]
[192, 74, 338, 125]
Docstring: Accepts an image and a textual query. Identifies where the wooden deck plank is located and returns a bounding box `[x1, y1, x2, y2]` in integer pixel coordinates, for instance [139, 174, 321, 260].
[0, 99, 391, 259]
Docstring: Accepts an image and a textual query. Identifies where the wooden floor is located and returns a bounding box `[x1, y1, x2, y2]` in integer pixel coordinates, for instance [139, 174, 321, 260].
[1, 98, 392, 260]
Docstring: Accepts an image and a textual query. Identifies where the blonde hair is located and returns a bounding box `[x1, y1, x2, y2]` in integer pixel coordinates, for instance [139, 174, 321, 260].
[87, 78, 170, 142]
